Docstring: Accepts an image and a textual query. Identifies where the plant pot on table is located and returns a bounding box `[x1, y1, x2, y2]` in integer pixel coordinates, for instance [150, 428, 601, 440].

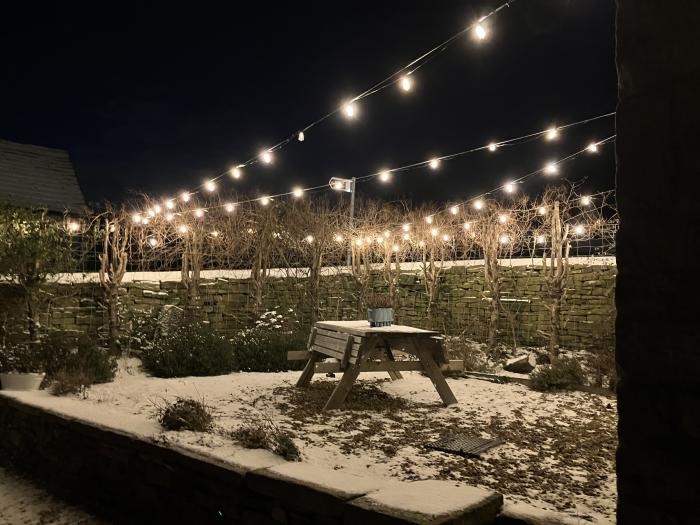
[367, 307, 394, 327]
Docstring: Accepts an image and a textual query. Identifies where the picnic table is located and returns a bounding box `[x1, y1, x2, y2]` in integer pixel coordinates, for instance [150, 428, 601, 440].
[292, 320, 460, 410]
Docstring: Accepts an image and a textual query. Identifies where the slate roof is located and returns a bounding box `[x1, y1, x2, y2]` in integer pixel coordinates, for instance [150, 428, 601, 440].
[0, 138, 86, 213]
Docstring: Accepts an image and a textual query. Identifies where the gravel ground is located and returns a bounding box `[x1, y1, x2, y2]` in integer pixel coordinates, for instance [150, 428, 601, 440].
[0, 467, 103, 525]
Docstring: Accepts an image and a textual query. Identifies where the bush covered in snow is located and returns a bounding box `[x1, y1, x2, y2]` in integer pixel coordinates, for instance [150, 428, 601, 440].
[42, 332, 117, 385]
[157, 397, 214, 432]
[141, 321, 236, 378]
[530, 356, 586, 391]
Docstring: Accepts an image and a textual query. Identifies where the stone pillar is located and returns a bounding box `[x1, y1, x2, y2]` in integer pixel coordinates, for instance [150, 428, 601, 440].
[616, 1, 700, 523]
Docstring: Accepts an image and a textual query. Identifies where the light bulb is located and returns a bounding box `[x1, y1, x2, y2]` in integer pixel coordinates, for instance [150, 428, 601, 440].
[355, 238, 363, 246]
[498, 214, 508, 224]
[260, 150, 273, 164]
[538, 206, 547, 216]
[260, 196, 270, 206]
[343, 101, 357, 118]
[463, 222, 471, 230]
[165, 213, 174, 222]
[181, 192, 190, 203]
[194, 208, 204, 218]
[400, 75, 412, 92]
[473, 199, 484, 210]
[148, 237, 158, 247]
[545, 127, 558, 141]
[474, 23, 487, 40]
[205, 180, 216, 192]
[392, 244, 399, 253]
[587, 142, 598, 153]
[544, 162, 559, 175]
[574, 224, 585, 235]
[231, 167, 242, 179]
[376, 237, 383, 245]
[225, 202, 236, 213]
[450, 206, 459, 215]
[153, 205, 162, 214]
[142, 218, 150, 225]
[418, 240, 425, 248]
[537, 234, 546, 245]
[165, 200, 175, 210]
[211, 230, 219, 238]
[442, 234, 450, 242]
[402, 233, 410, 241]
[298, 131, 305, 142]
[499, 234, 510, 244]
[292, 187, 304, 198]
[334, 234, 344, 243]
[504, 182, 515, 193]
[425, 216, 433, 224]
[487, 142, 498, 152]
[379, 170, 391, 183]
[305, 235, 314, 243]
[581, 196, 592, 206]
[429, 158, 440, 170]
[402, 223, 411, 232]
[333, 180, 344, 191]
[430, 228, 439, 237]
[383, 230, 391, 238]
[68, 221, 79, 232]
[178, 225, 188, 234]
[132, 213, 142, 224]
[147, 209, 155, 218]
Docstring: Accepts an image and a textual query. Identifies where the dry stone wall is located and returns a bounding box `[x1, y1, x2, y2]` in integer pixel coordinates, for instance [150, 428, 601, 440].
[0, 260, 615, 349]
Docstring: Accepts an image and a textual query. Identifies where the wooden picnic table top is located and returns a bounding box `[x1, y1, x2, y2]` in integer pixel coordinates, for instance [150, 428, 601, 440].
[314, 320, 439, 338]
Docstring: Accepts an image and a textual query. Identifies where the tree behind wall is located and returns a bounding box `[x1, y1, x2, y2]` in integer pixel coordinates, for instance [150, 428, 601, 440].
[0, 206, 74, 341]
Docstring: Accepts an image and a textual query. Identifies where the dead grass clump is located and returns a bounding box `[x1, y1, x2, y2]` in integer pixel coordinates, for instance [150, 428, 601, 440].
[157, 397, 214, 432]
[49, 369, 92, 397]
[232, 417, 300, 462]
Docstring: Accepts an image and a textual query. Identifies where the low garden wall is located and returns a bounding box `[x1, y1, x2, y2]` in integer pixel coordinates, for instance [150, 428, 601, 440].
[0, 392, 514, 524]
[0, 257, 615, 350]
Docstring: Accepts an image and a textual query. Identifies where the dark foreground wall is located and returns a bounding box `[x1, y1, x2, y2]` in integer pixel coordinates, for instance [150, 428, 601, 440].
[616, 1, 700, 523]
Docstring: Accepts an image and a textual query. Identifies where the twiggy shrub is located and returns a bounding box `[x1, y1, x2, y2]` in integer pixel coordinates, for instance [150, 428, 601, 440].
[157, 397, 214, 432]
[530, 356, 586, 391]
[232, 416, 300, 461]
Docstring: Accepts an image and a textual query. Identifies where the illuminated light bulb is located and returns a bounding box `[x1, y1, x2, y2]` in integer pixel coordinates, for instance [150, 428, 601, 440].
[194, 208, 204, 218]
[109, 224, 115, 233]
[147, 209, 155, 218]
[379, 170, 391, 183]
[429, 158, 440, 170]
[418, 240, 426, 248]
[292, 187, 304, 198]
[355, 238, 363, 246]
[143, 218, 150, 225]
[402, 233, 410, 241]
[498, 214, 508, 224]
[587, 142, 599, 153]
[463, 222, 471, 230]
[68, 221, 79, 232]
[366, 236, 373, 244]
[247, 228, 254, 234]
[473, 199, 484, 210]
[504, 182, 515, 193]
[402, 223, 411, 232]
[165, 200, 175, 210]
[383, 230, 391, 238]
[260, 150, 273, 164]
[430, 228, 439, 237]
[581, 195, 592, 206]
[487, 142, 498, 152]
[574, 224, 585, 235]
[425, 216, 433, 224]
[450, 206, 459, 215]
[343, 101, 357, 118]
[181, 192, 191, 203]
[399, 75, 412, 92]
[305, 235, 314, 244]
[545, 127, 559, 141]
[334, 234, 344, 243]
[260, 196, 271, 206]
[376, 237, 383, 245]
[392, 244, 399, 253]
[225, 202, 236, 213]
[298, 131, 305, 142]
[544, 162, 559, 175]
[537, 234, 546, 245]
[332, 180, 344, 191]
[499, 234, 510, 244]
[205, 179, 217, 192]
[538, 206, 547, 216]
[442, 234, 450, 242]
[153, 205, 162, 214]
[132, 213, 142, 223]
[178, 225, 188, 234]
[474, 23, 487, 41]
[231, 167, 242, 179]
[165, 213, 174, 222]
[148, 237, 158, 247]
[211, 230, 219, 238]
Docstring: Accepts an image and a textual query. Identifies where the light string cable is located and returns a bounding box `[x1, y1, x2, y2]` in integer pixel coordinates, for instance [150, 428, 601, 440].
[156, 0, 519, 202]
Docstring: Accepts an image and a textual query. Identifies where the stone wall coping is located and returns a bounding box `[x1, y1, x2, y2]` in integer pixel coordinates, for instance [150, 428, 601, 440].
[0, 256, 615, 285]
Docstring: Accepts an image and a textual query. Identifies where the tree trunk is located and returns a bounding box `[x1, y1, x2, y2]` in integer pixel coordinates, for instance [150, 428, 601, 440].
[549, 290, 562, 358]
[25, 291, 37, 342]
[107, 286, 120, 353]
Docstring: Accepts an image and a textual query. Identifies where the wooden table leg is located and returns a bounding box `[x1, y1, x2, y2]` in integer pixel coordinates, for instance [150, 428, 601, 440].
[412, 340, 458, 406]
[383, 343, 404, 381]
[296, 351, 320, 387]
[323, 338, 377, 410]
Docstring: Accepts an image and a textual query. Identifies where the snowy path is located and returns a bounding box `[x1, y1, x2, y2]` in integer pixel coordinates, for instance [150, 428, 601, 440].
[0, 467, 103, 524]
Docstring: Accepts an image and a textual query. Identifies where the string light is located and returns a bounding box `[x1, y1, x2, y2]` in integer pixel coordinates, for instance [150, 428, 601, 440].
[211, 230, 219, 238]
[343, 101, 357, 119]
[260, 196, 271, 206]
[499, 234, 510, 244]
[402, 233, 410, 241]
[425, 216, 434, 224]
[194, 208, 204, 218]
[418, 240, 425, 248]
[574, 224, 585, 235]
[68, 221, 79, 232]
[178, 225, 188, 234]
[165, 200, 175, 210]
[305, 235, 314, 243]
[402, 223, 411, 232]
[298, 131, 305, 142]
[463, 222, 471, 230]
[544, 162, 559, 175]
[429, 158, 440, 170]
[143, 218, 150, 225]
[260, 150, 273, 164]
[487, 142, 498, 152]
[334, 234, 344, 243]
[153, 205, 162, 214]
[231, 167, 242, 179]
[587, 142, 599, 153]
[545, 127, 559, 141]
[498, 213, 508, 224]
[442, 234, 450, 242]
[392, 244, 399, 253]
[148, 237, 158, 247]
[538, 206, 547, 216]
[205, 180, 217, 192]
[383, 230, 391, 238]
[376, 237, 384, 245]
[379, 170, 392, 183]
[332, 180, 344, 190]
[132, 213, 142, 224]
[165, 213, 174, 222]
[400, 75, 413, 92]
[473, 199, 484, 210]
[450, 206, 459, 215]
[473, 23, 488, 41]
[431, 228, 439, 237]
[181, 192, 191, 203]
[147, 209, 155, 218]
[225, 202, 236, 213]
[292, 187, 304, 198]
[355, 238, 363, 246]
[504, 181, 515, 193]
[581, 195, 592, 206]
[537, 234, 546, 245]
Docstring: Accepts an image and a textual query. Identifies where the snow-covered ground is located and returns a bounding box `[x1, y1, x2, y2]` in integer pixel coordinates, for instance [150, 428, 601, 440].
[0, 467, 102, 524]
[3, 360, 617, 524]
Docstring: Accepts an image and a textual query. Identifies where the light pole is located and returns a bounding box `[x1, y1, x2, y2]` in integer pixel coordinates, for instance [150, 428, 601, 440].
[329, 176, 356, 266]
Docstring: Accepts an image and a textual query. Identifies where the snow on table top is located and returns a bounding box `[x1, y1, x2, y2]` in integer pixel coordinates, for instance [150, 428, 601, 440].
[315, 320, 438, 336]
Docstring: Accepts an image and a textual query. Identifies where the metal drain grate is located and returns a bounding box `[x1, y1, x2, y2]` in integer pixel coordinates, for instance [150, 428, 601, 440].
[425, 433, 503, 457]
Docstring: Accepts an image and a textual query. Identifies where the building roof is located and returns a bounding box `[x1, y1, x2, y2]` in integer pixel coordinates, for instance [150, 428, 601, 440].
[0, 138, 86, 213]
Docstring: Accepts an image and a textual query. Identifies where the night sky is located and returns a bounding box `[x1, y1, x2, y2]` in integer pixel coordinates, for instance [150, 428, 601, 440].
[0, 1, 616, 208]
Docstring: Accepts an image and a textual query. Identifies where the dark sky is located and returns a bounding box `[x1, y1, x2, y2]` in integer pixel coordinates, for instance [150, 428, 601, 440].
[0, 1, 616, 207]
